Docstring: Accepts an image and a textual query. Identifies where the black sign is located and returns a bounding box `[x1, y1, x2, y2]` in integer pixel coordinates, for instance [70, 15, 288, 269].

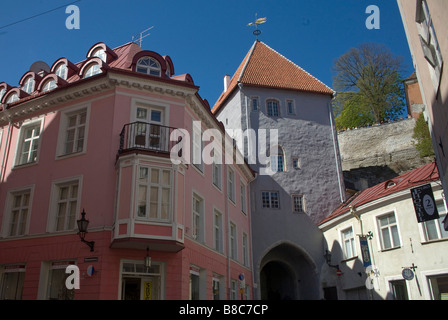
[411, 184, 439, 222]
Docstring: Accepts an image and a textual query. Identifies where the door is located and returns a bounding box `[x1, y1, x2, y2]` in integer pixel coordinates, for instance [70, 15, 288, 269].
[122, 276, 160, 300]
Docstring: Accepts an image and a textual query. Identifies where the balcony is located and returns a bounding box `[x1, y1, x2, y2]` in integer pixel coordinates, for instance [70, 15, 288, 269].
[114, 121, 185, 252]
[118, 122, 182, 157]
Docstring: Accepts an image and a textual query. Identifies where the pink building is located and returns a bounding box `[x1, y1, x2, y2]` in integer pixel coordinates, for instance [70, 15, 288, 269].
[0, 42, 254, 300]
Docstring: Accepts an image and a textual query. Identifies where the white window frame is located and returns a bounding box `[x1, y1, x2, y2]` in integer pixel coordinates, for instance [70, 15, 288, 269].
[340, 225, 356, 259]
[0, 88, 6, 102]
[83, 63, 101, 78]
[48, 176, 83, 232]
[242, 232, 249, 267]
[212, 150, 222, 190]
[6, 93, 19, 104]
[192, 121, 203, 173]
[56, 104, 90, 159]
[14, 118, 44, 167]
[55, 63, 68, 80]
[137, 166, 172, 222]
[136, 57, 161, 77]
[419, 201, 448, 242]
[213, 208, 223, 253]
[376, 211, 401, 250]
[42, 79, 57, 92]
[240, 181, 247, 214]
[229, 222, 237, 261]
[192, 192, 205, 242]
[2, 186, 34, 238]
[228, 167, 235, 203]
[416, 0, 443, 93]
[22, 76, 34, 94]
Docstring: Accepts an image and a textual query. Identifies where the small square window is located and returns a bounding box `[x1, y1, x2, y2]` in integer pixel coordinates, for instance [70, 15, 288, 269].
[292, 158, 300, 169]
[292, 194, 305, 213]
[287, 100, 295, 114]
[251, 97, 259, 111]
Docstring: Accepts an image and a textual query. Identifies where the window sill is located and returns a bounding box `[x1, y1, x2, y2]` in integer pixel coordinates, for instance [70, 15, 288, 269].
[57, 150, 86, 160]
[12, 161, 38, 170]
[421, 237, 448, 245]
[380, 246, 401, 253]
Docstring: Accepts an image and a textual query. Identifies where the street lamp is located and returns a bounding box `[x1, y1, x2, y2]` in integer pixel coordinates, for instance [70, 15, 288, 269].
[324, 250, 339, 269]
[77, 209, 95, 252]
[144, 247, 151, 268]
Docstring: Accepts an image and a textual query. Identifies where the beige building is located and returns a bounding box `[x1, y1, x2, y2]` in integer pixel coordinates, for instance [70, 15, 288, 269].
[397, 0, 448, 197]
[319, 163, 448, 300]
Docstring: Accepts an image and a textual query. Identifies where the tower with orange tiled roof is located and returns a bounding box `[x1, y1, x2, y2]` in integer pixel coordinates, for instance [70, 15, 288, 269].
[213, 40, 345, 299]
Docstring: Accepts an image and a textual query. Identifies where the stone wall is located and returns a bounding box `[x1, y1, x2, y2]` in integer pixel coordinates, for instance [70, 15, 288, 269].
[337, 118, 433, 190]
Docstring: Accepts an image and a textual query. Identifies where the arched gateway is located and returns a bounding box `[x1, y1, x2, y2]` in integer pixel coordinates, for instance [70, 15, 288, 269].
[259, 242, 320, 300]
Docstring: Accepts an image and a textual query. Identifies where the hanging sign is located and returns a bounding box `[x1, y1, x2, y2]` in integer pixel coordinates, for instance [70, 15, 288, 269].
[411, 184, 439, 222]
[359, 236, 372, 268]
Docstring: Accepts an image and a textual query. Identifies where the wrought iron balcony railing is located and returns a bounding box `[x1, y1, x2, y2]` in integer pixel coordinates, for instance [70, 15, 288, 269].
[119, 122, 181, 155]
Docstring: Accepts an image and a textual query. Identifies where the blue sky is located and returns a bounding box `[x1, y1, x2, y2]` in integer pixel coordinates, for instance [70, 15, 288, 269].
[0, 0, 413, 108]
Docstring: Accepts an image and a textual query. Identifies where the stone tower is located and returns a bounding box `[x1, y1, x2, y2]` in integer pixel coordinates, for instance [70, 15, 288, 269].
[212, 41, 345, 299]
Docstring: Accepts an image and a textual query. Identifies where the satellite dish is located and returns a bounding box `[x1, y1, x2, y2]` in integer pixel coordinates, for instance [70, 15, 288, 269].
[29, 61, 50, 74]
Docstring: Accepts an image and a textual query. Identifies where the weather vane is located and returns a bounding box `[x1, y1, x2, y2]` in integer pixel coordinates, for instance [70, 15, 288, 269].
[247, 14, 267, 39]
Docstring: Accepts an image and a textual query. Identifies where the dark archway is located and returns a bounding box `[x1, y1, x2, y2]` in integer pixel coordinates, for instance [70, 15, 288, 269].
[260, 261, 295, 300]
[259, 242, 319, 300]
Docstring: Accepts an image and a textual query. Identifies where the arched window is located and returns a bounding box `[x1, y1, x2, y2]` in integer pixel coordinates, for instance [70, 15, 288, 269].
[55, 63, 68, 80]
[84, 63, 101, 78]
[270, 146, 285, 172]
[136, 57, 161, 76]
[0, 88, 5, 102]
[92, 48, 106, 62]
[42, 79, 57, 92]
[22, 76, 34, 94]
[6, 93, 19, 104]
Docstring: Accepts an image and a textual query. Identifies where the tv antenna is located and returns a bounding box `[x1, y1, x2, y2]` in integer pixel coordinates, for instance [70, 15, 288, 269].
[132, 26, 154, 47]
[247, 14, 266, 39]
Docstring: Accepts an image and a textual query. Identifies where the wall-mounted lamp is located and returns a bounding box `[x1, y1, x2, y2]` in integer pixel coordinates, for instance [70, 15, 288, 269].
[324, 249, 340, 269]
[77, 209, 95, 252]
[144, 247, 152, 268]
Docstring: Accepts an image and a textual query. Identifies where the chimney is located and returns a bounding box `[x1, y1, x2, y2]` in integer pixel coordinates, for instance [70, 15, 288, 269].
[224, 74, 230, 92]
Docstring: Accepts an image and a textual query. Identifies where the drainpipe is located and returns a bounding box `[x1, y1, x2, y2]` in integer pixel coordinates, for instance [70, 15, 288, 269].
[224, 160, 231, 299]
[328, 95, 345, 203]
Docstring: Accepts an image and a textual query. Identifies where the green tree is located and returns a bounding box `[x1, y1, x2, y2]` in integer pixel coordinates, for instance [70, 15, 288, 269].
[413, 113, 434, 158]
[332, 43, 407, 129]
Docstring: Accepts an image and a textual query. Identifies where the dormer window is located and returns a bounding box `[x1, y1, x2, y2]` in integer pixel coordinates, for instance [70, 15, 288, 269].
[55, 63, 68, 80]
[42, 79, 57, 92]
[22, 77, 34, 94]
[92, 48, 106, 62]
[136, 57, 161, 76]
[84, 63, 101, 78]
[0, 88, 5, 102]
[6, 93, 19, 104]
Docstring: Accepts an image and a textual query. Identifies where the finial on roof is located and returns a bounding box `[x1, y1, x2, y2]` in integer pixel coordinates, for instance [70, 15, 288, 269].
[132, 26, 154, 48]
[247, 13, 266, 39]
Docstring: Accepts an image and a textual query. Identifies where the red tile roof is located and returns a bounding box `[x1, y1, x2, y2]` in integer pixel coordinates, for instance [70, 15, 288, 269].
[212, 40, 334, 114]
[319, 162, 440, 226]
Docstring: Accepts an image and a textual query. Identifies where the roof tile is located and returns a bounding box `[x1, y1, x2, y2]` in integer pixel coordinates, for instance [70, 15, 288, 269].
[212, 41, 334, 114]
